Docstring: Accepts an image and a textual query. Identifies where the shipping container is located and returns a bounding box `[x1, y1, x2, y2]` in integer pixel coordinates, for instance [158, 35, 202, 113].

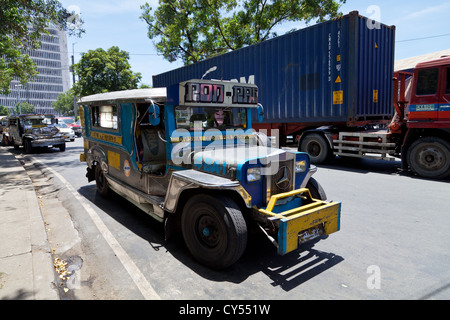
[153, 11, 395, 134]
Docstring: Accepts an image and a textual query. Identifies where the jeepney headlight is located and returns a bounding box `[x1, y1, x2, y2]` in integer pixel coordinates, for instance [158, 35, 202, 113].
[295, 160, 307, 173]
[247, 167, 262, 182]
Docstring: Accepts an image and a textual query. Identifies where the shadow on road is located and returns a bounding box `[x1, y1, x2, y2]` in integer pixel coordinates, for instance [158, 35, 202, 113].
[77, 184, 343, 292]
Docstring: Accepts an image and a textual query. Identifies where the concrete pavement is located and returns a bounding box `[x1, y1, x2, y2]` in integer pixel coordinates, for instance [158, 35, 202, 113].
[0, 146, 59, 300]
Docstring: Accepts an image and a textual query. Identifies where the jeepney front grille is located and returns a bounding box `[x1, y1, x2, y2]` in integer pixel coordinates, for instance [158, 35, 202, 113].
[267, 159, 294, 201]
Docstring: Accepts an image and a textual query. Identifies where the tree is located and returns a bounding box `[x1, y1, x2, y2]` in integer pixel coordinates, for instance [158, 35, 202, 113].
[140, 0, 345, 65]
[73, 46, 142, 97]
[18, 102, 35, 114]
[0, 0, 84, 95]
[0, 105, 10, 116]
[52, 89, 76, 116]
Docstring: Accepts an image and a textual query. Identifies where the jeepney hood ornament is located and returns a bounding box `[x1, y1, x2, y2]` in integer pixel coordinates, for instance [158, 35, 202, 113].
[192, 145, 288, 180]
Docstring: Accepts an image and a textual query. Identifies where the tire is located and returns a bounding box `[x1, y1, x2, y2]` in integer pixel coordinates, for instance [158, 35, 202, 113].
[59, 143, 66, 152]
[300, 133, 331, 164]
[407, 137, 450, 179]
[95, 164, 110, 197]
[23, 139, 33, 154]
[181, 194, 247, 269]
[306, 177, 327, 200]
[12, 138, 19, 150]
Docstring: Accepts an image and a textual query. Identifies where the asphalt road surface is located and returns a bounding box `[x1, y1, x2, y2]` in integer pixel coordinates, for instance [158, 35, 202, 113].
[11, 138, 450, 300]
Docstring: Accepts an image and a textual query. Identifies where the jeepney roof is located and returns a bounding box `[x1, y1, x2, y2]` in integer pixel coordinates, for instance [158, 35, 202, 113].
[78, 88, 167, 105]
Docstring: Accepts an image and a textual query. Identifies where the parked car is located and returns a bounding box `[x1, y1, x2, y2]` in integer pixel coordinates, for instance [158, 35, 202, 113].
[56, 117, 82, 137]
[55, 122, 75, 141]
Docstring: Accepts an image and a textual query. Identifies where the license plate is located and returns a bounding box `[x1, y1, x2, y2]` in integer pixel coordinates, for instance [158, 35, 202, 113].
[298, 225, 324, 244]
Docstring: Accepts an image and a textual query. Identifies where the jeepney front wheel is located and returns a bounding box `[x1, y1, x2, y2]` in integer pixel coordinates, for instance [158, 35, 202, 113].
[95, 164, 110, 197]
[181, 194, 247, 269]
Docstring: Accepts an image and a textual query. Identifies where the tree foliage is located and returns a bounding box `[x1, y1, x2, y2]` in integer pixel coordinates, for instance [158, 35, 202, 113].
[52, 89, 76, 116]
[0, 0, 84, 95]
[141, 0, 345, 65]
[73, 46, 142, 97]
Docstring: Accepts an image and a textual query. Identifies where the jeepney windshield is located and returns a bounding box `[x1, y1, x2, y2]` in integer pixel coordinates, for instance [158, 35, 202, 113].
[175, 107, 248, 131]
[23, 117, 48, 126]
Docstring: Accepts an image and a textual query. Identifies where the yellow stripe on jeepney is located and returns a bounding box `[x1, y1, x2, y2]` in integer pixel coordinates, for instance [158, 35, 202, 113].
[91, 131, 122, 144]
[108, 151, 121, 170]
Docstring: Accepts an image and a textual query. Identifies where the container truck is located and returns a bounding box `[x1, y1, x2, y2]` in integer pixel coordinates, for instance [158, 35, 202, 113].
[153, 11, 450, 179]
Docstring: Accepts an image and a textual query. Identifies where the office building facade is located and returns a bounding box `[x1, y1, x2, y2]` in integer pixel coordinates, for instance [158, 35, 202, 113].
[0, 27, 71, 114]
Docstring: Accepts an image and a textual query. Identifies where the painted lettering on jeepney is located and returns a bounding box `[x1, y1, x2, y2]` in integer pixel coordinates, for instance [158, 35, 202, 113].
[194, 157, 227, 175]
[91, 131, 122, 144]
[170, 134, 253, 143]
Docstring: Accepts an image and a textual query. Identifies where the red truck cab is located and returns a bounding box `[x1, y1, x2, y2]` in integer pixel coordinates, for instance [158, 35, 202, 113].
[407, 56, 450, 125]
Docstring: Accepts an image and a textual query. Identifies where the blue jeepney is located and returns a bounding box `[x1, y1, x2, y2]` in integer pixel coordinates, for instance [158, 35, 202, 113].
[79, 79, 341, 269]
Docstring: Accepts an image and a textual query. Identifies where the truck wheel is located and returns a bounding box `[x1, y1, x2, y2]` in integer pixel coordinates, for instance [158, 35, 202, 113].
[407, 137, 450, 179]
[300, 133, 331, 164]
[181, 194, 247, 269]
[59, 143, 66, 152]
[95, 165, 110, 197]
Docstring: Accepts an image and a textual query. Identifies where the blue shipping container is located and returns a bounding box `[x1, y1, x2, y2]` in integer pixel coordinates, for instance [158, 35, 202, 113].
[153, 11, 395, 128]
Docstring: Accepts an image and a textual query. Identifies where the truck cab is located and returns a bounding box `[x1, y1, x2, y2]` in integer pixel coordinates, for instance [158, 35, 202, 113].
[79, 79, 341, 269]
[400, 56, 450, 179]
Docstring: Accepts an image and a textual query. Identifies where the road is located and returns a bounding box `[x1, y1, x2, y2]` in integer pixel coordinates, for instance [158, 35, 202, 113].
[11, 138, 450, 300]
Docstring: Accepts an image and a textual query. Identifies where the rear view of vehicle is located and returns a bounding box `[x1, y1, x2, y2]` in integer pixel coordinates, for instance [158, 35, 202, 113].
[57, 117, 82, 137]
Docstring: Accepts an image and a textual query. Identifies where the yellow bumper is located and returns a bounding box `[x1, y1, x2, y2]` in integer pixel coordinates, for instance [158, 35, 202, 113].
[256, 188, 341, 255]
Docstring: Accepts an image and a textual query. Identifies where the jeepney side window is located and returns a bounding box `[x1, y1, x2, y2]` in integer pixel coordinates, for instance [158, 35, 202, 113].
[91, 105, 118, 130]
[416, 68, 439, 95]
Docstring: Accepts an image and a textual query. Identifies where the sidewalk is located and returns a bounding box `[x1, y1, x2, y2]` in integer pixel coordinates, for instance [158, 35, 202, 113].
[0, 147, 59, 300]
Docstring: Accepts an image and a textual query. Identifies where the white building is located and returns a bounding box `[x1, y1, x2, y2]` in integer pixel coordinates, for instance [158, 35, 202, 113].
[0, 27, 71, 114]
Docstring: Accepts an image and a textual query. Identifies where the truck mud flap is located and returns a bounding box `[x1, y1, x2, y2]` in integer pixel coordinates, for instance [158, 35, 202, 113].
[256, 188, 341, 255]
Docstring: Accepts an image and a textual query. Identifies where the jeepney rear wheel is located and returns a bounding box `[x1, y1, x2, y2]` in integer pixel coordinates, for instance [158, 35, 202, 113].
[95, 164, 110, 197]
[181, 194, 247, 269]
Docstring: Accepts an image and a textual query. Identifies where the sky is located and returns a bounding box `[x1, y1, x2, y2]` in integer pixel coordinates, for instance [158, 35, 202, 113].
[58, 0, 450, 87]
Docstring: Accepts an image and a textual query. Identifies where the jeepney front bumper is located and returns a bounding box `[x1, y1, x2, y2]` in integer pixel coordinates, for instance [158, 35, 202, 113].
[256, 188, 341, 255]
[31, 137, 65, 147]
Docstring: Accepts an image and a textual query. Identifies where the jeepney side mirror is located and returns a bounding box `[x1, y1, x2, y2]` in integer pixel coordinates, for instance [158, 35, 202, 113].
[148, 101, 160, 126]
[256, 104, 264, 122]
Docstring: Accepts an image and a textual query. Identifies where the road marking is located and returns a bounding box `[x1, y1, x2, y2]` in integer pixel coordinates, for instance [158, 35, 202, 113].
[31, 157, 161, 300]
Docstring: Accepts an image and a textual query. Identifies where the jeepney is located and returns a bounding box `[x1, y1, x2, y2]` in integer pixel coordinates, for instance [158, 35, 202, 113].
[79, 79, 341, 269]
[3, 114, 66, 153]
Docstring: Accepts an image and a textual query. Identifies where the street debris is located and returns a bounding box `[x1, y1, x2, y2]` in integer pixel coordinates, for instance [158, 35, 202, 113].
[53, 257, 71, 282]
